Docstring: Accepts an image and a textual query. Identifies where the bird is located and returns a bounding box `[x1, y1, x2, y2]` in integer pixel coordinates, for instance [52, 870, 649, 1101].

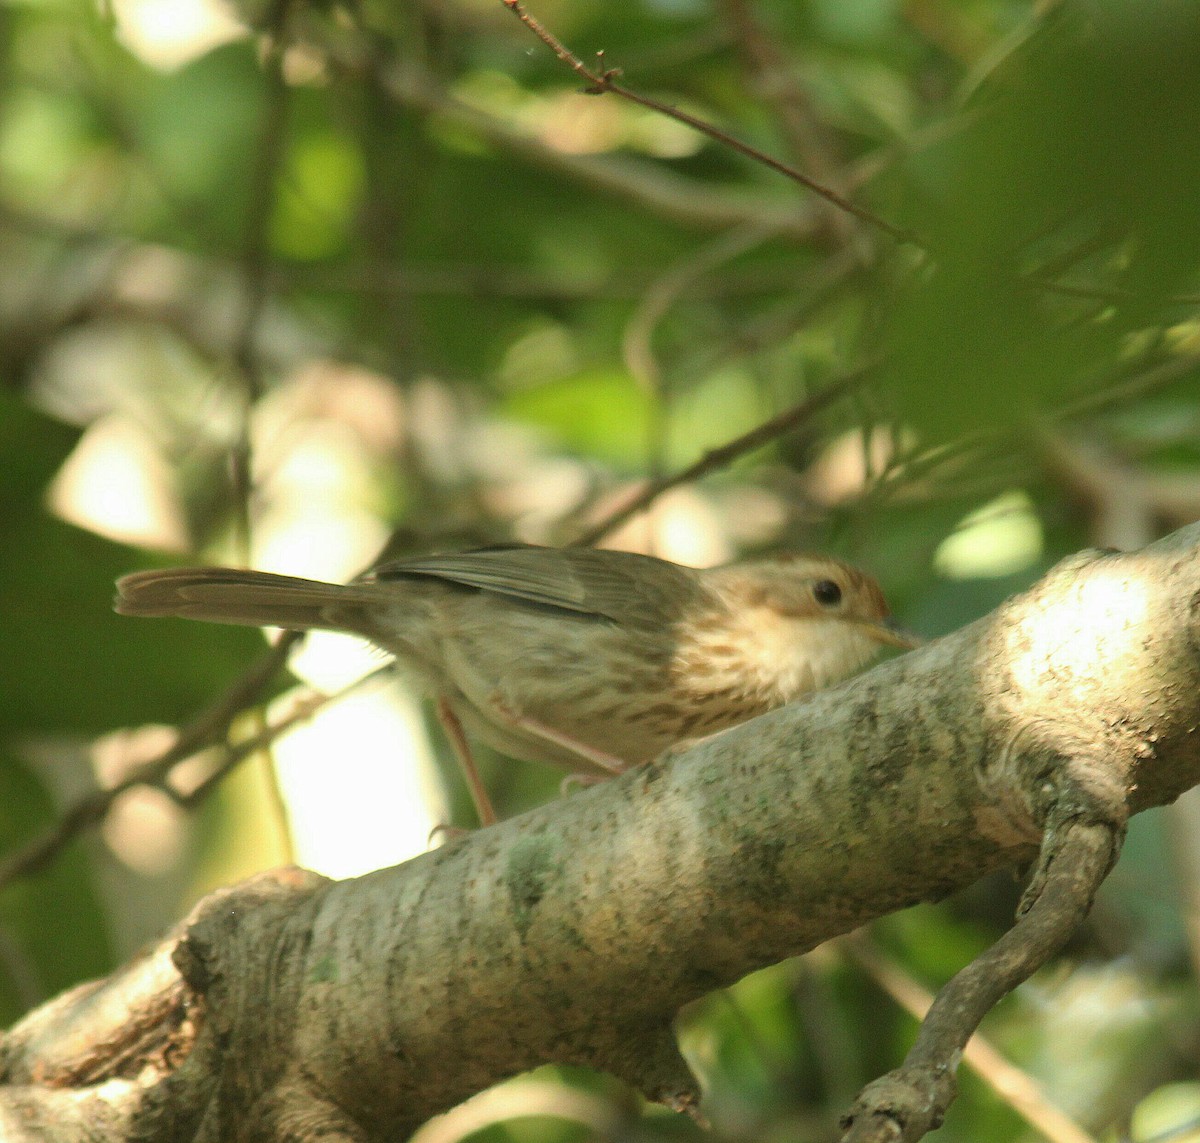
[115, 544, 917, 826]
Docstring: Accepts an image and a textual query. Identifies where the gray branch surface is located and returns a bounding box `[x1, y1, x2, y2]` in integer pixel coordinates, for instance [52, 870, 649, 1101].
[5, 524, 1200, 1142]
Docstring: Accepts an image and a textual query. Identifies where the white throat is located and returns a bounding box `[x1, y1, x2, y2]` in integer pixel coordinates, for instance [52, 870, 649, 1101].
[676, 609, 883, 704]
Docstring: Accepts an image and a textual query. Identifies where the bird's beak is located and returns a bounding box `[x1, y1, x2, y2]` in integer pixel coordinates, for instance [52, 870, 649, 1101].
[864, 615, 923, 650]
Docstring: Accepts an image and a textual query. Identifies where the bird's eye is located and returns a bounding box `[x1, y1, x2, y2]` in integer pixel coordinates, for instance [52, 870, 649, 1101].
[812, 579, 843, 607]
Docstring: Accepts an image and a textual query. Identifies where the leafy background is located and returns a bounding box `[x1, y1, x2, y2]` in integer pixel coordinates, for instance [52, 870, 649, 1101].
[2, 0, 1200, 1139]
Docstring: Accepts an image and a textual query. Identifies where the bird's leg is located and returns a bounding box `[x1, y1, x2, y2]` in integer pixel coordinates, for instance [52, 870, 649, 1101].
[436, 697, 498, 827]
[487, 695, 628, 775]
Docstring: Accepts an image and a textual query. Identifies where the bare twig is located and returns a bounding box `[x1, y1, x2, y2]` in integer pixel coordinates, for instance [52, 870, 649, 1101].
[571, 362, 874, 547]
[500, 0, 916, 245]
[0, 671, 384, 894]
[842, 934, 1100, 1143]
[168, 672, 390, 807]
[1059, 352, 1200, 420]
[378, 63, 821, 237]
[840, 820, 1123, 1143]
[0, 635, 297, 892]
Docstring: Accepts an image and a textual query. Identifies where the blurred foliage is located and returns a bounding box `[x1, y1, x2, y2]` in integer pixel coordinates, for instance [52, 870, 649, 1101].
[1, 0, 1200, 1139]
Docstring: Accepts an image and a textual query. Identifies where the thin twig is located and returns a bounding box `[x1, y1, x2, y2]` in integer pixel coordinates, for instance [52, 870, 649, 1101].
[379, 61, 821, 237]
[840, 820, 1122, 1143]
[500, 0, 916, 245]
[842, 934, 1100, 1143]
[571, 362, 875, 548]
[1059, 351, 1200, 420]
[170, 669, 391, 807]
[0, 635, 297, 892]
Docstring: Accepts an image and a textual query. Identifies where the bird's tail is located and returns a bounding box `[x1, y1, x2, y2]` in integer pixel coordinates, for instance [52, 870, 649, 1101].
[114, 567, 384, 634]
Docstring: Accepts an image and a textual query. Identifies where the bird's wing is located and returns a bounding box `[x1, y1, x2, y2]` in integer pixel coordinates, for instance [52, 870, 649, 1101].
[369, 544, 701, 626]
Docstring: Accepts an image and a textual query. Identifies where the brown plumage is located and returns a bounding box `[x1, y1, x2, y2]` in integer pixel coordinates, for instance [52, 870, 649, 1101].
[115, 544, 916, 824]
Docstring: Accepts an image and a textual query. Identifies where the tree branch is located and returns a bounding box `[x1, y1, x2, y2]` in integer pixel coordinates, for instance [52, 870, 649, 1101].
[7, 524, 1200, 1140]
